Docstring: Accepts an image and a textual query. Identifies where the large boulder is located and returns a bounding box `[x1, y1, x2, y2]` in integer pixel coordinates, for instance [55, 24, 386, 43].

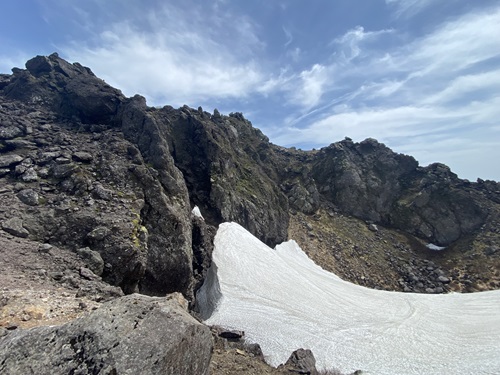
[0, 293, 213, 375]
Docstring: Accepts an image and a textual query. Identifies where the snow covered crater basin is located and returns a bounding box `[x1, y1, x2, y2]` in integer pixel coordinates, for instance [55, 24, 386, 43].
[197, 222, 500, 375]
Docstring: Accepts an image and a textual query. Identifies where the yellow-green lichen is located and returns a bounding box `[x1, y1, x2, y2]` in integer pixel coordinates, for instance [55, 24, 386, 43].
[130, 213, 148, 249]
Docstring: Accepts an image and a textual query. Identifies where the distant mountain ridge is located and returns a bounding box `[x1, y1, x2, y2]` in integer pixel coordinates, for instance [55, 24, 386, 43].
[1, 53, 499, 298]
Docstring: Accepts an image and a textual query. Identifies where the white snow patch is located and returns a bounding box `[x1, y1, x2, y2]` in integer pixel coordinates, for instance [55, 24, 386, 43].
[191, 205, 204, 220]
[198, 222, 500, 375]
[426, 243, 446, 251]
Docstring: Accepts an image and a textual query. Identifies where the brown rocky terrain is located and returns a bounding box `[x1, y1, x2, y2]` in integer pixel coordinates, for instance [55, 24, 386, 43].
[0, 229, 122, 331]
[1, 53, 499, 374]
[289, 207, 500, 294]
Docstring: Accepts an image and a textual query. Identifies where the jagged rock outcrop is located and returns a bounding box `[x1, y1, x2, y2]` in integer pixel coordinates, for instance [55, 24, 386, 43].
[388, 162, 487, 244]
[313, 138, 418, 223]
[311, 138, 489, 245]
[279, 348, 318, 374]
[0, 293, 212, 375]
[163, 106, 289, 246]
[4, 53, 124, 124]
[0, 97, 155, 295]
[118, 96, 196, 296]
[0, 55, 207, 300]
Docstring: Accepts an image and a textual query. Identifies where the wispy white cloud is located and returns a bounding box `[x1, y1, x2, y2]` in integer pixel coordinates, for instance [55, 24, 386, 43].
[290, 64, 330, 109]
[60, 2, 266, 107]
[422, 70, 500, 105]
[277, 95, 500, 143]
[276, 104, 464, 145]
[399, 9, 500, 76]
[385, 0, 437, 19]
[271, 25, 395, 113]
[282, 26, 293, 48]
[275, 5, 500, 180]
[332, 26, 395, 62]
[257, 68, 292, 96]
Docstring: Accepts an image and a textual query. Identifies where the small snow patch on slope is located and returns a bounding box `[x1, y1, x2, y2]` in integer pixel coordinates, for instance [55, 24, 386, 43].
[192, 205, 204, 220]
[426, 243, 446, 251]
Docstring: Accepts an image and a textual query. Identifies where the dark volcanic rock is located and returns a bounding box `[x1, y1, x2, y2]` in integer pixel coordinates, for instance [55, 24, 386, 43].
[4, 53, 125, 124]
[312, 138, 488, 245]
[191, 214, 216, 296]
[388, 163, 486, 245]
[163, 106, 289, 246]
[119, 96, 196, 297]
[16, 188, 39, 206]
[77, 247, 105, 276]
[0, 293, 212, 375]
[0, 93, 188, 298]
[0, 154, 23, 167]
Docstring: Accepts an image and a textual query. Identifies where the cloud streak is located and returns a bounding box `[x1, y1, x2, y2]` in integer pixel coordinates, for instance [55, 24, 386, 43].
[385, 0, 438, 19]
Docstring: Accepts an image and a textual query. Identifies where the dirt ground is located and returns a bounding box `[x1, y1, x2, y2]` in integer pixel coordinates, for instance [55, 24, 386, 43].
[0, 230, 121, 330]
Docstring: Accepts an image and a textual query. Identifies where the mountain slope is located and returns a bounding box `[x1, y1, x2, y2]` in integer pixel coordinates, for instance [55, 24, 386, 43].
[0, 53, 499, 298]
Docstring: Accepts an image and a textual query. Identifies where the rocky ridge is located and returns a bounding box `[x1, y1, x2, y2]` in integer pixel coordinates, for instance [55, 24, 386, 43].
[1, 54, 499, 298]
[0, 54, 499, 374]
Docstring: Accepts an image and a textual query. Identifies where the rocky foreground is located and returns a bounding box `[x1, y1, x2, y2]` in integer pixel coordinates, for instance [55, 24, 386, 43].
[0, 54, 499, 374]
[0, 230, 334, 374]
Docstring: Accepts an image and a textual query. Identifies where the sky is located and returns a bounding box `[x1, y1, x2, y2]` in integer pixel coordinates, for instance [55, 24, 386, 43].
[1, 0, 499, 181]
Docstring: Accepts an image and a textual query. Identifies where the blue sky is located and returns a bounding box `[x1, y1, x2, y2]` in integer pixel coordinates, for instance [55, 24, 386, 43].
[1, 0, 499, 181]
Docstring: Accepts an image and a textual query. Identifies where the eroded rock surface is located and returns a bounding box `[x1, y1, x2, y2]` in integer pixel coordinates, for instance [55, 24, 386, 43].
[0, 293, 212, 375]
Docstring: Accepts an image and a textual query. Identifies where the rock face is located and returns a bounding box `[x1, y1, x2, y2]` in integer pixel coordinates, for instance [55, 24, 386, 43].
[118, 96, 195, 296]
[0, 56, 211, 300]
[311, 138, 488, 245]
[0, 293, 213, 375]
[164, 107, 289, 246]
[1, 53, 499, 299]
